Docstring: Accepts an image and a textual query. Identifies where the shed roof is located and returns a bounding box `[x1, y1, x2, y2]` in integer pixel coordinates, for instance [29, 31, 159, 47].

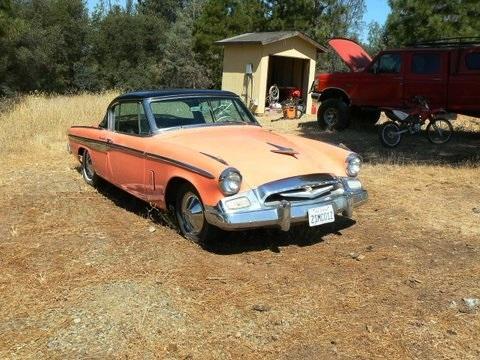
[216, 31, 326, 52]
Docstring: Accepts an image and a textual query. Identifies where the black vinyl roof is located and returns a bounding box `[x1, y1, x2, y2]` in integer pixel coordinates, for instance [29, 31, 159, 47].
[115, 89, 237, 101]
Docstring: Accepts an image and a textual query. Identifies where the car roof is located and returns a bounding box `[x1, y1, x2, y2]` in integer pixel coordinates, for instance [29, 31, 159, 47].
[114, 89, 238, 101]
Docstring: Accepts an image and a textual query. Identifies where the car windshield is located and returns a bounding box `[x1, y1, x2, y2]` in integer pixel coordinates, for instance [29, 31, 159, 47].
[149, 97, 256, 130]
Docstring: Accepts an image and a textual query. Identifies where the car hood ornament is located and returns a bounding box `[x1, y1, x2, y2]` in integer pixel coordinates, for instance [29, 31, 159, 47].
[267, 142, 299, 158]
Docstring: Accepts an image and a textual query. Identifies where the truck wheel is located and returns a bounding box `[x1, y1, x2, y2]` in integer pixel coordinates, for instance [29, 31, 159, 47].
[317, 99, 349, 130]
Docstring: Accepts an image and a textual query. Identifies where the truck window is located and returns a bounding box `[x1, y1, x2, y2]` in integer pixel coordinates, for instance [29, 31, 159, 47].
[372, 54, 401, 74]
[465, 52, 480, 70]
[412, 53, 441, 74]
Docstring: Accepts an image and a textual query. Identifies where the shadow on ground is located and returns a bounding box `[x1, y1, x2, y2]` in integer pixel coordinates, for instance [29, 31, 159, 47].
[203, 216, 355, 255]
[297, 120, 480, 166]
[83, 172, 355, 254]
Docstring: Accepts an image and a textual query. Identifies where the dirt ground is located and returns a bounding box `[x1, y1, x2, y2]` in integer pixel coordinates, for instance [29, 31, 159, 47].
[1, 99, 479, 359]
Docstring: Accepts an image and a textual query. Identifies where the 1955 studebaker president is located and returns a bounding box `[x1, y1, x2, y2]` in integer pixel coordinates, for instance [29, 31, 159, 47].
[68, 90, 367, 243]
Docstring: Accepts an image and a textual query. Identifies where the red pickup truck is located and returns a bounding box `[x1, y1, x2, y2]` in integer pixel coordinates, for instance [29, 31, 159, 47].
[312, 38, 480, 129]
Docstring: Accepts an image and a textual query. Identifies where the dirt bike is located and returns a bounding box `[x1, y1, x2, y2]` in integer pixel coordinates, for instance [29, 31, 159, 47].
[379, 96, 454, 148]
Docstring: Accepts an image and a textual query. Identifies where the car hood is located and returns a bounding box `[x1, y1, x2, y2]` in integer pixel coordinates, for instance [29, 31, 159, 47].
[328, 38, 372, 72]
[156, 125, 350, 189]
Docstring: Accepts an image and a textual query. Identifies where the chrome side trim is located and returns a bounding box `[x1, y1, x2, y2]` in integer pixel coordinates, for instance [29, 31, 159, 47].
[145, 153, 215, 179]
[68, 134, 109, 153]
[68, 134, 215, 179]
[70, 125, 104, 130]
[200, 152, 229, 165]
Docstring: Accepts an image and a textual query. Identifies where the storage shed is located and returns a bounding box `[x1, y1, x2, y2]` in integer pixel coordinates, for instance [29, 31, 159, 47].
[216, 31, 326, 115]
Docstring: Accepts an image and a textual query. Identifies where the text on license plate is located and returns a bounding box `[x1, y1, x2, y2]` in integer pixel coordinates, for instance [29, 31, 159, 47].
[308, 205, 335, 227]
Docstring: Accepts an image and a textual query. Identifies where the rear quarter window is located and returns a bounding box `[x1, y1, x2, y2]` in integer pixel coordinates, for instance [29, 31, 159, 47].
[411, 53, 441, 74]
[465, 52, 480, 70]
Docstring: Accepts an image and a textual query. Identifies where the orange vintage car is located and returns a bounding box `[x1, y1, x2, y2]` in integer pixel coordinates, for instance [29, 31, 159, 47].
[68, 90, 367, 243]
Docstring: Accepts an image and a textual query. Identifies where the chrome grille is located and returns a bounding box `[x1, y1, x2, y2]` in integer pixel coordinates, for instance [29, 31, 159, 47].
[257, 174, 341, 205]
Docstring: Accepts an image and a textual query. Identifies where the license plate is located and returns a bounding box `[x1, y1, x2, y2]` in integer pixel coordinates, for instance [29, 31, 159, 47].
[308, 205, 335, 227]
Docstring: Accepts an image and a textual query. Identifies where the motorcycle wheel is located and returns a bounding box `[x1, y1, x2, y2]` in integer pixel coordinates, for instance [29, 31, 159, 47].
[426, 118, 453, 144]
[379, 121, 402, 148]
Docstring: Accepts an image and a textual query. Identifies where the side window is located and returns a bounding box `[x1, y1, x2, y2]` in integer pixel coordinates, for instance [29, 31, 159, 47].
[112, 102, 150, 135]
[412, 53, 441, 74]
[372, 53, 402, 74]
[98, 113, 108, 128]
[465, 52, 480, 70]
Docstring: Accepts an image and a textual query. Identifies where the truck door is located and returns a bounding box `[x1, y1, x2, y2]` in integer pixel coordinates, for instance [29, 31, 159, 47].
[403, 51, 448, 108]
[358, 52, 404, 107]
[448, 49, 480, 115]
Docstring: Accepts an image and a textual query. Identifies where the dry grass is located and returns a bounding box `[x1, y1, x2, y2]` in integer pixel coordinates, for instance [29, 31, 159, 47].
[0, 92, 118, 157]
[0, 94, 479, 359]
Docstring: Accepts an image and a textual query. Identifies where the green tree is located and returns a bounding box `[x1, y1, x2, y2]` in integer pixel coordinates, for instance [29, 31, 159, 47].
[137, 0, 182, 23]
[88, 4, 168, 90]
[266, 0, 365, 41]
[159, 0, 212, 88]
[365, 20, 386, 54]
[193, 0, 267, 87]
[0, 0, 18, 95]
[385, 0, 480, 46]
[4, 0, 90, 93]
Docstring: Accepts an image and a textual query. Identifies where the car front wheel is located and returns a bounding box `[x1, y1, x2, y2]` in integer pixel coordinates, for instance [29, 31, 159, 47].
[175, 183, 219, 244]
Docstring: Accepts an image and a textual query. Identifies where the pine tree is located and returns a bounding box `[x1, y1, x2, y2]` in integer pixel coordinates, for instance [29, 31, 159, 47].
[385, 0, 480, 46]
[193, 0, 267, 87]
[159, 0, 212, 88]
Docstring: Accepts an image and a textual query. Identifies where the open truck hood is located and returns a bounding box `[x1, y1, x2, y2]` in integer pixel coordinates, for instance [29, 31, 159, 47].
[328, 38, 372, 72]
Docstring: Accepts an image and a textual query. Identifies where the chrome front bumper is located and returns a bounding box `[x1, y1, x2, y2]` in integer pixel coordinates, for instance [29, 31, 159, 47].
[204, 177, 367, 232]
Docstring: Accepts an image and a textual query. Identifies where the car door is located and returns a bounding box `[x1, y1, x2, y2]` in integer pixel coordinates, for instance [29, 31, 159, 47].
[403, 51, 448, 108]
[108, 101, 151, 199]
[358, 52, 404, 107]
[448, 49, 480, 114]
[86, 112, 111, 179]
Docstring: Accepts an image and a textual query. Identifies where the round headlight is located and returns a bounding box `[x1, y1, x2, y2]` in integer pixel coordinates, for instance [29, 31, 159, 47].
[346, 153, 361, 177]
[219, 168, 242, 195]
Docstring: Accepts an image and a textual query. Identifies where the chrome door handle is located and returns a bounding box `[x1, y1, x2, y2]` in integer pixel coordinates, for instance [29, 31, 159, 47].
[99, 137, 113, 143]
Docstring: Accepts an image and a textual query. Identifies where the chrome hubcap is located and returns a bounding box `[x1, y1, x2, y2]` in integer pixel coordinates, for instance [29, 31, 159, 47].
[180, 192, 205, 235]
[324, 108, 337, 126]
[84, 152, 94, 180]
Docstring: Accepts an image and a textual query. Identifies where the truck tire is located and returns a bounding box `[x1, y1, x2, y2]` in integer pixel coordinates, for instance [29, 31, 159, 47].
[317, 99, 349, 130]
